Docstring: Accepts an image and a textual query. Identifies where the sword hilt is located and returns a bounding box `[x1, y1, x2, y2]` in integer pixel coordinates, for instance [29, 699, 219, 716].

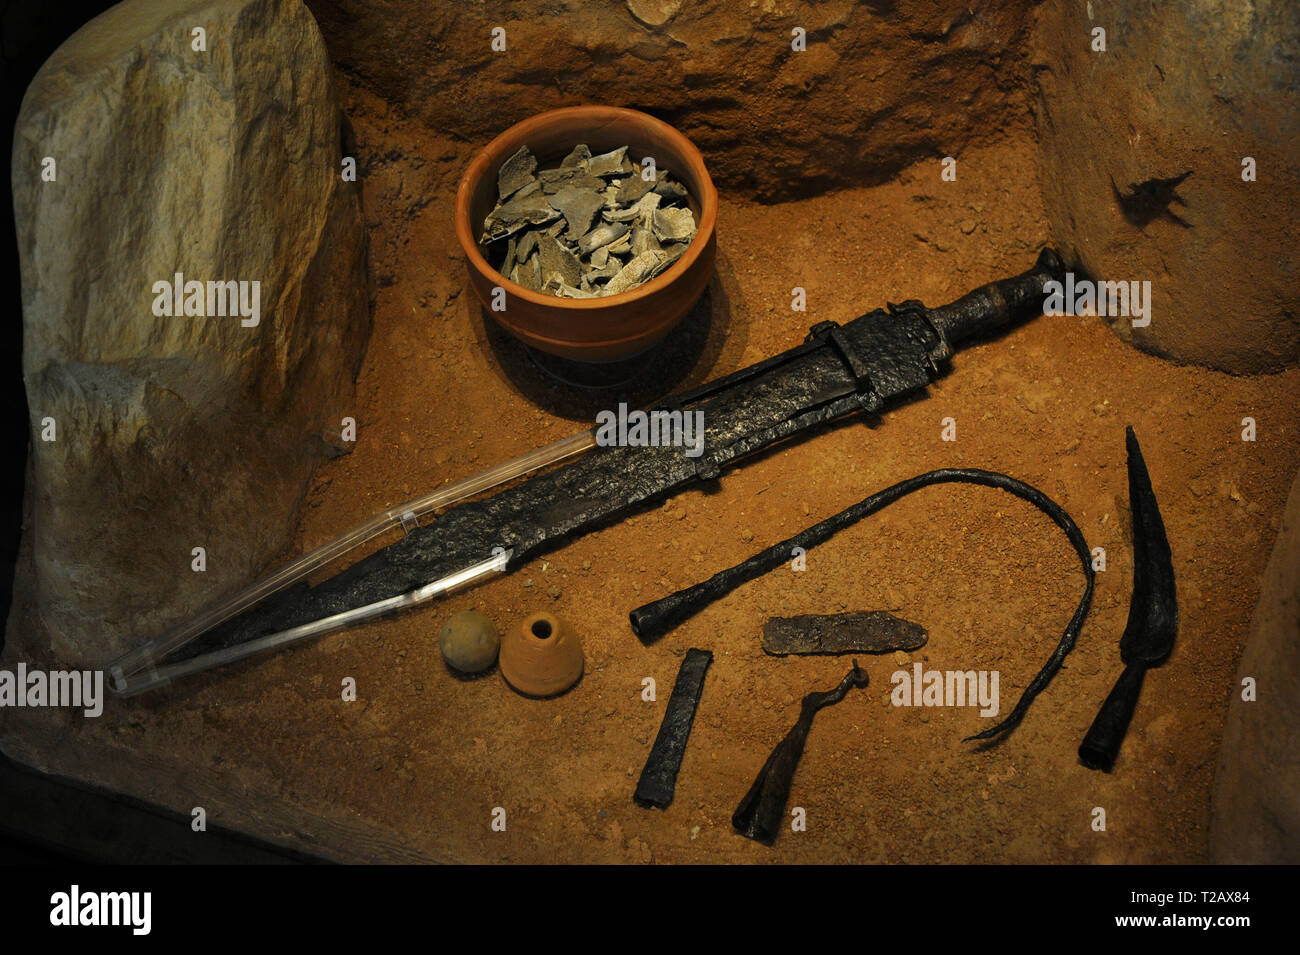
[927, 247, 1065, 346]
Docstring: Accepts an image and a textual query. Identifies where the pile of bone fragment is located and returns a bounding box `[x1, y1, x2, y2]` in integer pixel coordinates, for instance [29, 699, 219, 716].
[479, 144, 698, 298]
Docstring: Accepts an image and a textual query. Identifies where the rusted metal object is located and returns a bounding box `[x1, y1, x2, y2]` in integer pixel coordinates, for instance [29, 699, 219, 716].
[761, 611, 927, 657]
[1078, 426, 1178, 772]
[630, 466, 1095, 745]
[733, 661, 870, 845]
[634, 648, 713, 809]
[147, 252, 1066, 687]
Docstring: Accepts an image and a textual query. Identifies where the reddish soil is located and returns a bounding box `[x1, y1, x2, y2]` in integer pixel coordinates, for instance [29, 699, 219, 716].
[8, 74, 1297, 863]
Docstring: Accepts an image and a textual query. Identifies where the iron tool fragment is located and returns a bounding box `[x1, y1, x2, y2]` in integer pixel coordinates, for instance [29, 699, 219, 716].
[1078, 426, 1178, 772]
[762, 611, 928, 656]
[630, 463, 1094, 744]
[634, 648, 713, 809]
[733, 661, 869, 845]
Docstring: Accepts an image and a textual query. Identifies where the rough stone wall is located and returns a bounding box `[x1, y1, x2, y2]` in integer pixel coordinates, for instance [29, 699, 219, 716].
[1211, 467, 1300, 863]
[305, 0, 1043, 201]
[1033, 0, 1300, 373]
[10, 0, 370, 667]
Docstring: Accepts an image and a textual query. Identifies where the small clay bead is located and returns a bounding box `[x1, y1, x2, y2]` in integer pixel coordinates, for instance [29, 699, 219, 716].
[499, 612, 584, 697]
[439, 610, 500, 673]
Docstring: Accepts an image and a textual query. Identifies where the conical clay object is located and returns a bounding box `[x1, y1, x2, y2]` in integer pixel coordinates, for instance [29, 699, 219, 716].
[500, 612, 584, 697]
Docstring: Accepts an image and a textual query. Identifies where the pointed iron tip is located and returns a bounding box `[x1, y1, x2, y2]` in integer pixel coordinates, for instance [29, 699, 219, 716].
[1120, 423, 1178, 664]
[1124, 425, 1159, 510]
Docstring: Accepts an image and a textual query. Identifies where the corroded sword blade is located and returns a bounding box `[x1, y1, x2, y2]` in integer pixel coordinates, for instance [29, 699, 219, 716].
[151, 250, 1064, 678]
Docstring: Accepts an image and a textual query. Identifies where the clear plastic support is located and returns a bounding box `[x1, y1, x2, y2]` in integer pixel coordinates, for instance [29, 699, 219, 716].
[108, 550, 513, 697]
[104, 428, 595, 685]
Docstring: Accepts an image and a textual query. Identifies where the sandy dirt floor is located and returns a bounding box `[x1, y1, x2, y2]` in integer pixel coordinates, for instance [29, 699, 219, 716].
[6, 75, 1298, 863]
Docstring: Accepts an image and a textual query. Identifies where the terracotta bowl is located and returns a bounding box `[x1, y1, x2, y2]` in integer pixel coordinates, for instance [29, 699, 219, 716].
[454, 105, 718, 362]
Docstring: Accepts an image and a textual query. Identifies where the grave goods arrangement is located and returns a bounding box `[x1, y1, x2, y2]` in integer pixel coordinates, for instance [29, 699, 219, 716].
[6, 0, 1297, 872]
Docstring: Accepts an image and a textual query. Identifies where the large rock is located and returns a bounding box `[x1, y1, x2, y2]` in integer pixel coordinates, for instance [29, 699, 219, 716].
[1033, 0, 1300, 373]
[10, 0, 370, 667]
[305, 0, 1042, 200]
[1211, 467, 1300, 863]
